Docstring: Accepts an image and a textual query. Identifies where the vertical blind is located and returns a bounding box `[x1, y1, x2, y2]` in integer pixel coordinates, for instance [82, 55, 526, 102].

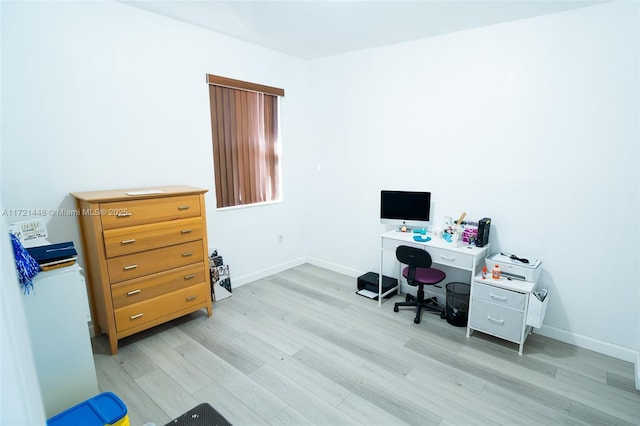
[207, 74, 285, 208]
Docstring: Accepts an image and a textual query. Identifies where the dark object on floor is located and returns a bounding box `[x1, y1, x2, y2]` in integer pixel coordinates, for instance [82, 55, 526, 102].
[445, 282, 471, 326]
[357, 272, 398, 296]
[165, 403, 232, 426]
[393, 245, 446, 324]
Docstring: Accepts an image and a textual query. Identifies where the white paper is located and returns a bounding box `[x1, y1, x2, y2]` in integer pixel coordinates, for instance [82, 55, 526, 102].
[356, 289, 379, 299]
[126, 189, 164, 196]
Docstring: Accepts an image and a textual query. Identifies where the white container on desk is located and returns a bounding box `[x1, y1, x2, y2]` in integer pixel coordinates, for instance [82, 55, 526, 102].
[21, 264, 98, 418]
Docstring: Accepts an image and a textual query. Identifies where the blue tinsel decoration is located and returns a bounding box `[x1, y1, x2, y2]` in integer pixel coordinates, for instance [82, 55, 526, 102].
[9, 232, 40, 294]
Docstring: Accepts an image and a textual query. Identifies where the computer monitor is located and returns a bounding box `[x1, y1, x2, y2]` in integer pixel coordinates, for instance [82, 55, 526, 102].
[380, 190, 431, 229]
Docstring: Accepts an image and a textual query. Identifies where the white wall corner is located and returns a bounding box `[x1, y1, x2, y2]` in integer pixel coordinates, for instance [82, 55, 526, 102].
[231, 257, 307, 287]
[305, 256, 366, 279]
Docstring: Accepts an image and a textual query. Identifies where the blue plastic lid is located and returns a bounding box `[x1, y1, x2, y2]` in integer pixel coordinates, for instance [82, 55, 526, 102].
[47, 392, 127, 426]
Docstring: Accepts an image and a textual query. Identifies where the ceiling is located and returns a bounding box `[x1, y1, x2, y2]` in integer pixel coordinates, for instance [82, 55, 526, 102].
[120, 0, 604, 60]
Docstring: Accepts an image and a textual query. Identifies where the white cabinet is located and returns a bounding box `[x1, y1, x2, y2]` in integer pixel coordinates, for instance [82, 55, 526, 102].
[22, 264, 99, 418]
[467, 273, 548, 355]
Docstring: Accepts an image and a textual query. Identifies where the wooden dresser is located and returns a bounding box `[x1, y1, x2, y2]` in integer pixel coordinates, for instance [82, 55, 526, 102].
[71, 185, 212, 354]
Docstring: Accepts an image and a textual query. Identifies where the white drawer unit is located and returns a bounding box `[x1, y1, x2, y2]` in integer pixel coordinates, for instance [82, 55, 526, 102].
[468, 298, 525, 343]
[467, 273, 548, 355]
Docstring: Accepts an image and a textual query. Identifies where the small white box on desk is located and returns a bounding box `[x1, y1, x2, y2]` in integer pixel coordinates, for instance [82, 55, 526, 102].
[486, 252, 542, 282]
[526, 289, 550, 329]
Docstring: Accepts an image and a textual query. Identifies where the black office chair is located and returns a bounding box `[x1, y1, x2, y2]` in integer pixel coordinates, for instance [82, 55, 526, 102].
[393, 245, 446, 324]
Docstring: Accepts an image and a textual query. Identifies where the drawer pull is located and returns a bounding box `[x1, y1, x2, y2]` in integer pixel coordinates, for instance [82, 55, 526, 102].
[130, 313, 144, 320]
[117, 212, 132, 217]
[177, 205, 191, 211]
[120, 239, 136, 245]
[490, 293, 508, 302]
[182, 252, 193, 257]
[127, 289, 141, 296]
[440, 255, 456, 262]
[123, 264, 138, 271]
[181, 229, 193, 234]
[186, 295, 198, 302]
[487, 315, 504, 325]
[184, 274, 196, 280]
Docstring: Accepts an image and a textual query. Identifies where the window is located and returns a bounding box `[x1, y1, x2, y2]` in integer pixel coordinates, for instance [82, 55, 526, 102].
[206, 74, 285, 209]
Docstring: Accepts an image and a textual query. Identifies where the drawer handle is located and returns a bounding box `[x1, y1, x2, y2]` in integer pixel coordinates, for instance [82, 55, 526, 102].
[440, 255, 456, 262]
[130, 313, 144, 320]
[181, 229, 193, 234]
[186, 295, 198, 302]
[123, 264, 138, 271]
[487, 315, 504, 325]
[127, 289, 141, 296]
[184, 274, 196, 280]
[490, 293, 508, 302]
[117, 212, 132, 217]
[121, 239, 136, 245]
[178, 206, 191, 211]
[182, 252, 193, 257]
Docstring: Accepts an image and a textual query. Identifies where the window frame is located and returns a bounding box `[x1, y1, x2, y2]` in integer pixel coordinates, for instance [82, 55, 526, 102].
[206, 74, 285, 209]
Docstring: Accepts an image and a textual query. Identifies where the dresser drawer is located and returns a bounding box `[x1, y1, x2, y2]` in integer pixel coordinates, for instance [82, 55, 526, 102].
[103, 217, 203, 258]
[107, 240, 204, 283]
[111, 263, 205, 309]
[100, 195, 201, 230]
[114, 283, 209, 333]
[468, 299, 524, 342]
[473, 282, 526, 310]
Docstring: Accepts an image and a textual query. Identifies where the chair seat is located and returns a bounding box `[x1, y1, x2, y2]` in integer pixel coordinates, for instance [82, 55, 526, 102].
[402, 266, 445, 285]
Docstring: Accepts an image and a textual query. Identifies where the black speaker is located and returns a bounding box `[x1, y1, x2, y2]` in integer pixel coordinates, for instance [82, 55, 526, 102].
[476, 218, 491, 247]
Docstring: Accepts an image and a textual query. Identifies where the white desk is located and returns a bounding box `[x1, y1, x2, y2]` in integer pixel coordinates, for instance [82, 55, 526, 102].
[378, 230, 490, 307]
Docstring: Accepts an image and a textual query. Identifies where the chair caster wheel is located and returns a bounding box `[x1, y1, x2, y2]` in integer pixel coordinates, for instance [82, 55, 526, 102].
[414, 317, 421, 324]
[393, 306, 399, 312]
[440, 312, 446, 319]
[405, 294, 412, 302]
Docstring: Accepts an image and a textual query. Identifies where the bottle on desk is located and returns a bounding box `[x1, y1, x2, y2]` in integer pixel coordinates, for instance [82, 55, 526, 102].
[482, 266, 487, 279]
[492, 264, 500, 279]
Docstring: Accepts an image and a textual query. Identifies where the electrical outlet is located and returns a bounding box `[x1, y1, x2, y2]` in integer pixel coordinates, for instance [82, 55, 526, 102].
[277, 234, 284, 243]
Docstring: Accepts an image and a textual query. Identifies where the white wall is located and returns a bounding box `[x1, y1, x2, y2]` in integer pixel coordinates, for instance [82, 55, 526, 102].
[1, 0, 312, 283]
[305, 1, 639, 360]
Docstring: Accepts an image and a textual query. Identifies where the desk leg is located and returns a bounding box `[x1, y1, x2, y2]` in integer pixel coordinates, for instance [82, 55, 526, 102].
[378, 244, 383, 307]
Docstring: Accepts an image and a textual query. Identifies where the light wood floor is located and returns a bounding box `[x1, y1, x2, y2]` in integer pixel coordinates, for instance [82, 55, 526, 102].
[92, 264, 640, 426]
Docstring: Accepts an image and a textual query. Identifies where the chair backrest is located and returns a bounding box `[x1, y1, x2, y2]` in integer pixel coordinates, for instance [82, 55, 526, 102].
[395, 245, 433, 269]
[396, 245, 433, 286]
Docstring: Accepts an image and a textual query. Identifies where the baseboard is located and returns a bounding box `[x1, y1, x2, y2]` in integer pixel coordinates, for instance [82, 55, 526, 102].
[534, 324, 638, 364]
[304, 256, 365, 278]
[636, 352, 640, 390]
[232, 256, 365, 287]
[231, 257, 307, 287]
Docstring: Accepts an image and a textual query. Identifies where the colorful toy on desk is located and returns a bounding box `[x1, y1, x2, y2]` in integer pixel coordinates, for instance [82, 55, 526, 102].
[443, 233, 453, 242]
[413, 235, 431, 242]
[412, 228, 427, 235]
